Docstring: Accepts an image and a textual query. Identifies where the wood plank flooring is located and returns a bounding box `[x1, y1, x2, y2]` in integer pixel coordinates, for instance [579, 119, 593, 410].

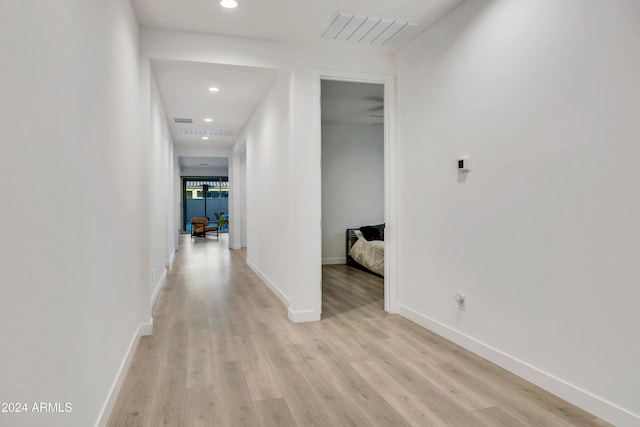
[107, 235, 612, 427]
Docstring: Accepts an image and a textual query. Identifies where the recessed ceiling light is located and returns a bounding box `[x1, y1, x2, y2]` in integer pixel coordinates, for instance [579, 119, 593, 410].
[202, 136, 209, 140]
[220, 0, 238, 9]
[208, 87, 219, 92]
[204, 118, 213, 122]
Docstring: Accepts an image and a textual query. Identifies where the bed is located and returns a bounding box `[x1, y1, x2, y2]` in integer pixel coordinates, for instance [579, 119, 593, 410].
[346, 224, 385, 277]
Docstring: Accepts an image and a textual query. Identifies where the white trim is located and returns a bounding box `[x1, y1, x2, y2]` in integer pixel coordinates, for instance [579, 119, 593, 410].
[322, 257, 345, 265]
[397, 304, 640, 427]
[139, 319, 154, 337]
[94, 321, 152, 427]
[288, 307, 321, 323]
[383, 76, 398, 314]
[150, 268, 167, 308]
[314, 69, 398, 315]
[246, 258, 290, 306]
[232, 245, 242, 250]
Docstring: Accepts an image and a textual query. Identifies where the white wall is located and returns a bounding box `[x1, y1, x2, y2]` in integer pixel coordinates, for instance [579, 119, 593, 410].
[229, 149, 247, 250]
[180, 166, 228, 177]
[240, 152, 248, 247]
[149, 71, 178, 302]
[0, 1, 150, 426]
[174, 161, 182, 247]
[243, 74, 293, 305]
[321, 123, 384, 263]
[395, 1, 640, 425]
[174, 145, 231, 159]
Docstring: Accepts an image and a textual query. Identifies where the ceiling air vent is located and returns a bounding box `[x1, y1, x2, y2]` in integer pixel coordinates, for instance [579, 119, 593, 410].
[174, 118, 193, 124]
[322, 11, 418, 47]
[181, 129, 233, 137]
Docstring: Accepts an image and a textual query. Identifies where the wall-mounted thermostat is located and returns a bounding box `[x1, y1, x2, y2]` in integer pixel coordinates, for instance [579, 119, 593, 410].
[458, 156, 471, 172]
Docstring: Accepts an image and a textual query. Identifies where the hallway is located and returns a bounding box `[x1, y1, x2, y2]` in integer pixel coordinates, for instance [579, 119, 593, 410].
[107, 236, 610, 427]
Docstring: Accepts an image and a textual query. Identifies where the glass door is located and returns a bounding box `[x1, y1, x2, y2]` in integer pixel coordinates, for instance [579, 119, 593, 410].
[183, 177, 229, 233]
[207, 178, 229, 232]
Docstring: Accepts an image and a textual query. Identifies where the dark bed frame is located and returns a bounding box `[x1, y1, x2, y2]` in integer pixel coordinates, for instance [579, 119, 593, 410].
[345, 228, 384, 278]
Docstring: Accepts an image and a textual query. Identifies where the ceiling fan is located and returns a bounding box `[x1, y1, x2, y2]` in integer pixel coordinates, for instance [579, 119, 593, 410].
[369, 111, 384, 126]
[366, 96, 384, 125]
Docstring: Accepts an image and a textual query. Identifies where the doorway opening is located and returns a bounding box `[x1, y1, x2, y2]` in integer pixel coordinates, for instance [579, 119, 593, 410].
[182, 177, 229, 233]
[320, 79, 387, 318]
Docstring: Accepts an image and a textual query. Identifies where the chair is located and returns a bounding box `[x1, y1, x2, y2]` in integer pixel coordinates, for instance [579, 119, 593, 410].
[191, 217, 219, 238]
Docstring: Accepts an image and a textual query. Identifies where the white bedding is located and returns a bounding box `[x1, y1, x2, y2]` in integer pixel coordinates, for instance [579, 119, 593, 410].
[350, 235, 384, 276]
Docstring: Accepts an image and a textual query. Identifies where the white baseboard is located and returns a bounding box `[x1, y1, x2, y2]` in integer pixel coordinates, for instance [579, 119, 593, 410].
[139, 318, 153, 337]
[94, 320, 152, 427]
[151, 268, 167, 308]
[397, 304, 640, 427]
[232, 244, 242, 250]
[288, 308, 321, 323]
[167, 250, 176, 268]
[246, 259, 290, 307]
[322, 257, 346, 265]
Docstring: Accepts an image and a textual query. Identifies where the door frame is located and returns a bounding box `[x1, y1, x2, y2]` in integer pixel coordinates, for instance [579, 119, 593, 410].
[314, 69, 398, 314]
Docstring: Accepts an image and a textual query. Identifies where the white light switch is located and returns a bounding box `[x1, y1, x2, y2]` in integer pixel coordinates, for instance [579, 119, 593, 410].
[458, 156, 471, 172]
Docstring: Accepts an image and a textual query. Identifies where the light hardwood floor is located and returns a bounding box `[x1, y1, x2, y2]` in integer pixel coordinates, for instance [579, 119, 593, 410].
[107, 235, 612, 427]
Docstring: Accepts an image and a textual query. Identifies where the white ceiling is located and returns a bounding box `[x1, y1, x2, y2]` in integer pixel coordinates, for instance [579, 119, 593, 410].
[136, 0, 464, 160]
[151, 59, 279, 148]
[133, 0, 463, 47]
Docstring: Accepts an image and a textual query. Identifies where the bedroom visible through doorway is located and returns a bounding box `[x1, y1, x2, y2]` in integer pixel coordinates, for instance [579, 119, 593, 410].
[320, 79, 386, 318]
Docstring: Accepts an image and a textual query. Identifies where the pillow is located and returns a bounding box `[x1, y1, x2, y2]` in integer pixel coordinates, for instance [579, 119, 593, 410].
[359, 224, 384, 241]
